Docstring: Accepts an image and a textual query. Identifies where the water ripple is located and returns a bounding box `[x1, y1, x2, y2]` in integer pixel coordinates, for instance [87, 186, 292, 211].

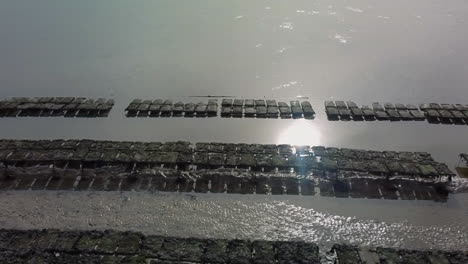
[1, 191, 467, 251]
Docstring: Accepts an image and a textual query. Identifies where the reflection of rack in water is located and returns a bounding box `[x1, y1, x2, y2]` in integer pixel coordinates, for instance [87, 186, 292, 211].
[0, 164, 451, 202]
[456, 153, 468, 178]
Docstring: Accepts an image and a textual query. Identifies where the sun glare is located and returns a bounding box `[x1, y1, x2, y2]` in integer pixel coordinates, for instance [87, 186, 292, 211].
[277, 119, 322, 147]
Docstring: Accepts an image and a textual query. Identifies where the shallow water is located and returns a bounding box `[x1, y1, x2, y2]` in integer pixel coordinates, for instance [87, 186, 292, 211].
[1, 191, 467, 251]
[1, 0, 468, 249]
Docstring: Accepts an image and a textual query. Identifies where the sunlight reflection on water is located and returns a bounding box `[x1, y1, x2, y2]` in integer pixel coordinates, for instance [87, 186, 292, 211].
[277, 119, 322, 146]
